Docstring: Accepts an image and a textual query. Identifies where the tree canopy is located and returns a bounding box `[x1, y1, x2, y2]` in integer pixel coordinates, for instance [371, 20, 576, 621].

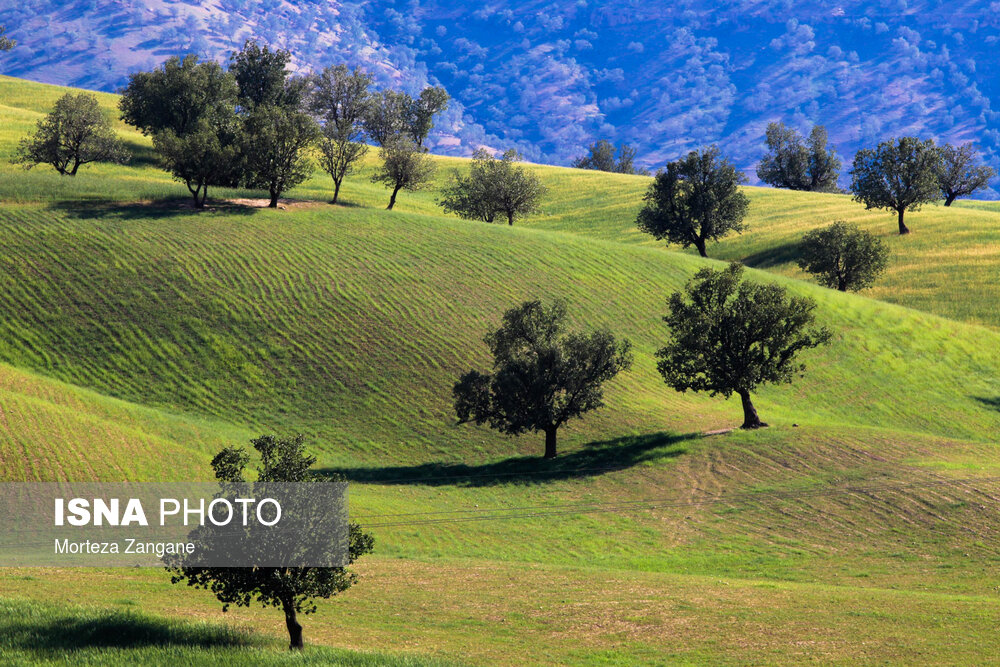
[310, 65, 372, 204]
[239, 105, 320, 207]
[453, 300, 632, 458]
[849, 137, 941, 234]
[797, 221, 889, 292]
[440, 148, 546, 225]
[756, 123, 841, 192]
[119, 54, 238, 136]
[168, 434, 374, 650]
[229, 39, 304, 111]
[573, 140, 645, 175]
[935, 143, 995, 206]
[371, 137, 436, 210]
[656, 263, 830, 429]
[636, 146, 749, 257]
[15, 92, 130, 176]
[407, 86, 450, 147]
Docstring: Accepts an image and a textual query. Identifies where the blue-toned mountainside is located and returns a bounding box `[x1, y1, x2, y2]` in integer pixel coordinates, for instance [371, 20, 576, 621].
[2, 0, 999, 194]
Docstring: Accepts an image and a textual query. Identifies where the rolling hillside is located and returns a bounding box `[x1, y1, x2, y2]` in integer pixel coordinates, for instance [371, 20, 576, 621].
[2, 76, 1000, 665]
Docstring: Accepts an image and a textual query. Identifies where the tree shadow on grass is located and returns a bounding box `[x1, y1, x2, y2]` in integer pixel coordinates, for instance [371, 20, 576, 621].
[0, 608, 258, 651]
[51, 198, 259, 221]
[741, 241, 802, 269]
[320, 431, 697, 487]
[973, 396, 1000, 412]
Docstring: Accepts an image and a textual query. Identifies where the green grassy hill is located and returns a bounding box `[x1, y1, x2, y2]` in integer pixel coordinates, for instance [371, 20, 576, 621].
[2, 75, 1000, 665]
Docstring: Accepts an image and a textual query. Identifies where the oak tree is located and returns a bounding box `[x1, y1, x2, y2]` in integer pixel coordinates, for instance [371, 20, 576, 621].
[797, 222, 889, 292]
[15, 93, 130, 176]
[657, 263, 830, 429]
[849, 137, 941, 234]
[371, 137, 436, 209]
[936, 143, 995, 206]
[637, 146, 749, 257]
[454, 300, 632, 458]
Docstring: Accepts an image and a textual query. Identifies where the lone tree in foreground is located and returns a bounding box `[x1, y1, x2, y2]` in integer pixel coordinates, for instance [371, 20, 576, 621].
[439, 148, 546, 225]
[372, 138, 436, 209]
[168, 434, 374, 650]
[657, 263, 830, 429]
[637, 146, 750, 257]
[453, 300, 632, 458]
[15, 93, 130, 176]
[797, 222, 889, 292]
[936, 143, 996, 206]
[849, 137, 940, 234]
[756, 122, 841, 193]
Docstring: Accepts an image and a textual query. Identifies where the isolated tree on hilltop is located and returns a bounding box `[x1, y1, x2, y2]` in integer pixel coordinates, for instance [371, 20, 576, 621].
[14, 93, 130, 176]
[573, 139, 645, 175]
[372, 137, 436, 209]
[936, 143, 996, 206]
[454, 300, 632, 458]
[637, 146, 750, 257]
[797, 222, 889, 292]
[167, 434, 374, 650]
[850, 137, 940, 234]
[310, 65, 372, 204]
[657, 263, 830, 429]
[757, 123, 841, 193]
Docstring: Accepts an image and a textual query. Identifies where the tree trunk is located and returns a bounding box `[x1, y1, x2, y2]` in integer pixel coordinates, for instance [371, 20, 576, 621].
[897, 208, 910, 235]
[693, 239, 707, 257]
[738, 390, 766, 429]
[331, 179, 342, 204]
[269, 190, 280, 208]
[387, 184, 401, 210]
[543, 427, 557, 459]
[944, 193, 956, 207]
[506, 211, 514, 226]
[282, 599, 303, 650]
[837, 276, 847, 292]
[70, 160, 80, 176]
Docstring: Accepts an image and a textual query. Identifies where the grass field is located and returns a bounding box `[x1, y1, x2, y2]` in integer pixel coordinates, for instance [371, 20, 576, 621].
[2, 75, 1000, 665]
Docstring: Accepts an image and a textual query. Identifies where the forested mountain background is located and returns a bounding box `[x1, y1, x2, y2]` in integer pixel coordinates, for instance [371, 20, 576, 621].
[2, 0, 998, 194]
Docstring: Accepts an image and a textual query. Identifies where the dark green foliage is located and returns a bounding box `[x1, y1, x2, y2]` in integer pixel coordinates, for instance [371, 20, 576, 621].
[239, 105, 320, 208]
[797, 222, 889, 292]
[573, 139, 645, 175]
[850, 137, 941, 234]
[14, 92, 129, 176]
[153, 117, 241, 208]
[229, 39, 304, 111]
[168, 434, 374, 651]
[119, 55, 238, 136]
[936, 143, 996, 206]
[407, 86, 449, 147]
[453, 300, 632, 458]
[371, 138, 436, 210]
[311, 65, 373, 204]
[363, 89, 410, 147]
[636, 146, 749, 257]
[0, 25, 15, 51]
[756, 123, 841, 192]
[657, 263, 830, 429]
[439, 148, 546, 225]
